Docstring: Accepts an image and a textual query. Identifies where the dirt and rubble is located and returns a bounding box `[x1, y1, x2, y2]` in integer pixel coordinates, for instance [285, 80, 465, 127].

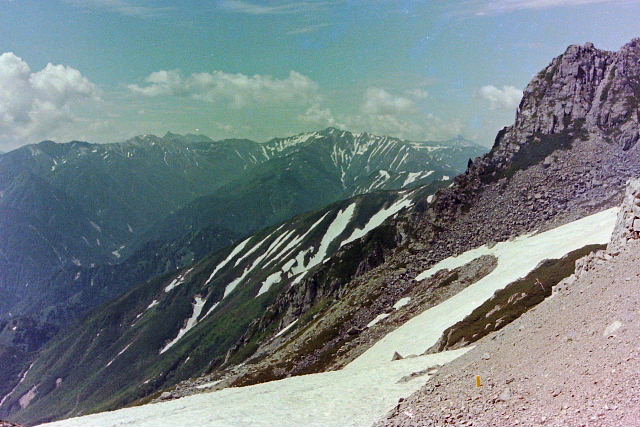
[379, 190, 640, 427]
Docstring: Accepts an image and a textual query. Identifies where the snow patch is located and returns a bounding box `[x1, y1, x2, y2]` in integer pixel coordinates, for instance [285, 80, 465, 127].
[392, 297, 411, 310]
[256, 272, 282, 297]
[106, 343, 133, 368]
[195, 380, 222, 390]
[112, 245, 126, 259]
[205, 236, 252, 285]
[38, 350, 467, 427]
[341, 196, 412, 248]
[164, 268, 194, 293]
[203, 301, 220, 319]
[402, 170, 433, 187]
[275, 319, 298, 338]
[349, 207, 618, 370]
[89, 221, 102, 233]
[306, 203, 356, 268]
[366, 313, 390, 328]
[160, 296, 206, 354]
[134, 300, 158, 322]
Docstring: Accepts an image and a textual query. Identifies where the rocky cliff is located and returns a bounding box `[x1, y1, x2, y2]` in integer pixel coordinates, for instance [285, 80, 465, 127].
[609, 178, 640, 251]
[488, 39, 640, 165]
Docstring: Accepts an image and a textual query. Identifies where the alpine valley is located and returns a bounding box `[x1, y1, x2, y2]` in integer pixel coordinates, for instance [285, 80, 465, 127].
[0, 127, 483, 424]
[4, 38, 640, 427]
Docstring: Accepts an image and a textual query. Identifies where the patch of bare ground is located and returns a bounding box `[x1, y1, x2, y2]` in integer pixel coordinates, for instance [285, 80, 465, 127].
[379, 240, 640, 427]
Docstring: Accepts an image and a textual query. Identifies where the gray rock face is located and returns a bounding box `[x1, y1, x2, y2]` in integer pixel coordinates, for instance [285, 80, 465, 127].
[608, 178, 640, 251]
[486, 39, 640, 170]
[517, 42, 611, 138]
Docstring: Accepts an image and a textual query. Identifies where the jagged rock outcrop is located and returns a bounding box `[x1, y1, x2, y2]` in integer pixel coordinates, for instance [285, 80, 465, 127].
[609, 178, 640, 251]
[493, 39, 640, 165]
[412, 39, 640, 256]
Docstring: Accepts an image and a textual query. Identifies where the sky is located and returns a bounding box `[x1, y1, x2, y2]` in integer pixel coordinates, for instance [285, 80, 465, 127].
[1, 0, 640, 150]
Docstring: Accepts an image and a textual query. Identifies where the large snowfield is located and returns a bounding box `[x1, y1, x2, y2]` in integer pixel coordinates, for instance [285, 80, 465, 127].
[39, 208, 618, 427]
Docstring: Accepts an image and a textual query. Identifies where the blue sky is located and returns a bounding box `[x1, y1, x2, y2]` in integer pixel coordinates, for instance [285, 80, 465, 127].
[1, 0, 640, 149]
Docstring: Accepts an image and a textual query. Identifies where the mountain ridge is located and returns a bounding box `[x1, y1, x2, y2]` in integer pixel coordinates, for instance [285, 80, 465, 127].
[7, 36, 640, 426]
[1, 128, 483, 323]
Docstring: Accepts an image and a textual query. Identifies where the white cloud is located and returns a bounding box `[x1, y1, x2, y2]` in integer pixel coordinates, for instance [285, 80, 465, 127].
[361, 88, 416, 116]
[0, 52, 99, 149]
[348, 88, 425, 139]
[64, 0, 167, 17]
[298, 104, 340, 127]
[475, 0, 637, 15]
[405, 88, 429, 100]
[129, 69, 320, 108]
[219, 0, 336, 15]
[299, 86, 459, 141]
[479, 85, 522, 110]
[286, 23, 332, 35]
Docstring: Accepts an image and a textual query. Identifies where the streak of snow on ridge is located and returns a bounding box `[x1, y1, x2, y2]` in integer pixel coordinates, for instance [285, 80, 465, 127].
[340, 195, 413, 248]
[160, 296, 207, 354]
[205, 236, 253, 285]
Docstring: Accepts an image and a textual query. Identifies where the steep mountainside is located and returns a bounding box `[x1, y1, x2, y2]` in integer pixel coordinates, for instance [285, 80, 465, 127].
[0, 185, 440, 424]
[7, 225, 241, 326]
[0, 133, 269, 318]
[1, 129, 482, 324]
[5, 39, 640, 426]
[142, 128, 481, 244]
[28, 206, 617, 427]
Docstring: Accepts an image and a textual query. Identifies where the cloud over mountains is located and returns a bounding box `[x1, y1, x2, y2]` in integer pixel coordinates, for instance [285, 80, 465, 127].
[0, 52, 99, 149]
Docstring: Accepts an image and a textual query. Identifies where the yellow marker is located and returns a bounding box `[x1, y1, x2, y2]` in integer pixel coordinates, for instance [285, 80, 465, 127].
[476, 375, 482, 387]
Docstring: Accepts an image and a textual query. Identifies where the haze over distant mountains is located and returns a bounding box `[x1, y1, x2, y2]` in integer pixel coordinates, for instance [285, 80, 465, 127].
[0, 128, 483, 323]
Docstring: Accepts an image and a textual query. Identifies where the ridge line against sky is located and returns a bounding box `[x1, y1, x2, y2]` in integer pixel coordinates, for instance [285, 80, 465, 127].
[1, 0, 640, 150]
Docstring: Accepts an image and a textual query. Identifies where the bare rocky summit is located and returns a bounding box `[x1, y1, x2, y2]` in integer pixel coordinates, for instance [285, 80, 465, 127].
[494, 39, 640, 162]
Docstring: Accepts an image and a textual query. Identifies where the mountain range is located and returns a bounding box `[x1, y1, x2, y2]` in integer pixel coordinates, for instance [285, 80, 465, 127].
[0, 129, 482, 324]
[0, 127, 482, 424]
[5, 38, 640, 427]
